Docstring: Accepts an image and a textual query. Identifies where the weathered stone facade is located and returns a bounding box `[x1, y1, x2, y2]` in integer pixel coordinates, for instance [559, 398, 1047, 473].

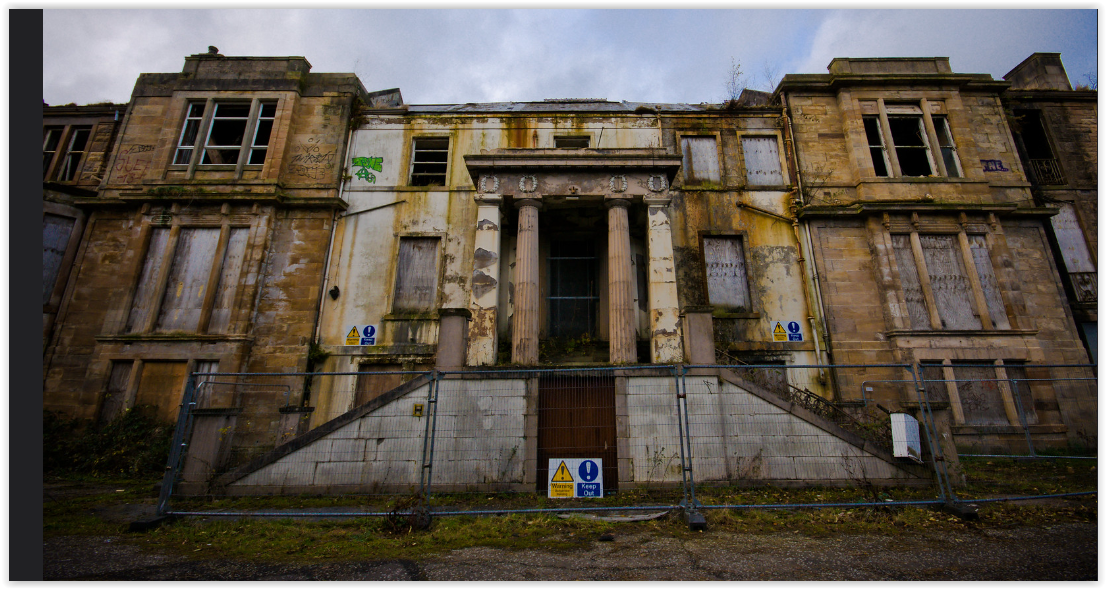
[42, 50, 369, 430]
[43, 51, 1096, 476]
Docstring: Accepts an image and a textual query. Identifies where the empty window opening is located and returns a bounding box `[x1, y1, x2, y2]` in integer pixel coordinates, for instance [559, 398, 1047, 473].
[888, 115, 933, 176]
[43, 127, 64, 178]
[933, 116, 961, 177]
[202, 103, 251, 165]
[864, 117, 890, 177]
[554, 136, 590, 149]
[409, 137, 449, 186]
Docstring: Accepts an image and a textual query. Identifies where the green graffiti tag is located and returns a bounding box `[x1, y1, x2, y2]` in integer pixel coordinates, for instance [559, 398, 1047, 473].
[352, 156, 383, 183]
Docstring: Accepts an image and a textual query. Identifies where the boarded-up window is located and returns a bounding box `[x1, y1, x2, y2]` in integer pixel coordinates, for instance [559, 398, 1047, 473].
[355, 363, 405, 407]
[918, 234, 980, 330]
[680, 137, 721, 184]
[99, 361, 134, 425]
[919, 363, 949, 404]
[892, 234, 931, 329]
[393, 237, 439, 311]
[156, 228, 222, 332]
[134, 361, 189, 423]
[43, 214, 76, 305]
[208, 228, 250, 333]
[952, 363, 1007, 426]
[702, 236, 750, 311]
[1003, 363, 1038, 425]
[127, 228, 171, 333]
[193, 360, 221, 408]
[968, 235, 1010, 329]
[741, 136, 784, 186]
[1050, 203, 1095, 274]
[127, 225, 250, 334]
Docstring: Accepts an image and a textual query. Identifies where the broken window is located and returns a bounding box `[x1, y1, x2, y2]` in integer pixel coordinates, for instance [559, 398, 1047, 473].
[741, 136, 784, 186]
[392, 237, 440, 311]
[554, 136, 590, 149]
[680, 136, 721, 184]
[1011, 109, 1066, 184]
[125, 225, 250, 334]
[44, 126, 92, 181]
[887, 110, 933, 176]
[409, 137, 449, 186]
[891, 232, 1010, 331]
[864, 103, 964, 179]
[173, 100, 277, 167]
[702, 236, 751, 312]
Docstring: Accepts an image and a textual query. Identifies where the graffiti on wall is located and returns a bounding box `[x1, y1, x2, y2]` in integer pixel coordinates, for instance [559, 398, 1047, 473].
[352, 157, 383, 183]
[289, 137, 337, 180]
[113, 144, 155, 183]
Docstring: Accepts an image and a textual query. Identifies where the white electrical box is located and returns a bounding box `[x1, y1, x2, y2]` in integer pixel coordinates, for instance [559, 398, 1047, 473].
[890, 413, 923, 463]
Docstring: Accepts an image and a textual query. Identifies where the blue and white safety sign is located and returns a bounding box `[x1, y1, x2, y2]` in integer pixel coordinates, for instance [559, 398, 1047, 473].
[344, 325, 378, 346]
[548, 458, 604, 498]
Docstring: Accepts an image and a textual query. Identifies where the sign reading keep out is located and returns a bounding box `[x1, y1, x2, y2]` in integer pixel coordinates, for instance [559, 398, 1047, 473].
[547, 458, 603, 498]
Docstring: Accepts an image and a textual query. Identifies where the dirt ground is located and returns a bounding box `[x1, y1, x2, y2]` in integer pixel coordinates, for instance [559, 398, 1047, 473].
[40, 479, 1097, 581]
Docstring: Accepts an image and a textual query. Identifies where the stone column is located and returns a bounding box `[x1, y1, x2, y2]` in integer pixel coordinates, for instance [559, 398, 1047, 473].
[645, 197, 684, 363]
[512, 198, 541, 365]
[606, 198, 637, 364]
[467, 195, 503, 366]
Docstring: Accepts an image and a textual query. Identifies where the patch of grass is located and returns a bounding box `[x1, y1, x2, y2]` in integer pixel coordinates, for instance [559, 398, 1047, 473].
[45, 407, 173, 477]
[958, 457, 1097, 497]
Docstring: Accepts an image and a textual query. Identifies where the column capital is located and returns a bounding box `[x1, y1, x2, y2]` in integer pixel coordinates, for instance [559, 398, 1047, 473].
[514, 197, 543, 210]
[474, 194, 503, 206]
[604, 197, 632, 210]
[643, 197, 672, 207]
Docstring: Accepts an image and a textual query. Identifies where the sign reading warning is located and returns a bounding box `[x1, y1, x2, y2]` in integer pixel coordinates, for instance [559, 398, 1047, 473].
[770, 321, 803, 342]
[344, 325, 379, 346]
[547, 458, 603, 498]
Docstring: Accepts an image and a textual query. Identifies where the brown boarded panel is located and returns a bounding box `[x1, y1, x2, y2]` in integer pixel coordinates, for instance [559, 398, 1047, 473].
[156, 228, 221, 332]
[919, 234, 981, 330]
[953, 363, 1007, 426]
[537, 376, 617, 493]
[1003, 363, 1038, 425]
[892, 234, 931, 329]
[208, 228, 249, 333]
[98, 361, 133, 425]
[134, 361, 189, 423]
[355, 364, 405, 407]
[127, 228, 171, 332]
[393, 237, 439, 311]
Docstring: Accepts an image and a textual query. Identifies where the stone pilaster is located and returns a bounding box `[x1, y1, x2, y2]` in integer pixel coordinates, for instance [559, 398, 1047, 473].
[512, 198, 542, 365]
[645, 197, 684, 363]
[467, 195, 503, 366]
[606, 198, 637, 364]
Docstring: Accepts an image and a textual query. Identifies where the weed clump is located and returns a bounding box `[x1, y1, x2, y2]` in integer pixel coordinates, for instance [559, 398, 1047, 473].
[44, 407, 173, 477]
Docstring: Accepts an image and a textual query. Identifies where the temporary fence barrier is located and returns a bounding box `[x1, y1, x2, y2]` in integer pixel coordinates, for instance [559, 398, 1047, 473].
[156, 362, 1095, 526]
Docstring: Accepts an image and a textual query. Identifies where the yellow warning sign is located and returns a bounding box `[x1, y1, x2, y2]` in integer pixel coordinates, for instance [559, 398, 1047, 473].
[549, 482, 574, 498]
[552, 461, 574, 483]
[771, 321, 787, 342]
[345, 327, 360, 346]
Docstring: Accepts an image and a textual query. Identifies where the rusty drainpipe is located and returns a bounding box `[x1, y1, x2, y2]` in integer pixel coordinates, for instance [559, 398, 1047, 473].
[780, 96, 831, 386]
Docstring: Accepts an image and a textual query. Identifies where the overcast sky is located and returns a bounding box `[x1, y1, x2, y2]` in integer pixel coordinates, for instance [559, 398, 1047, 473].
[42, 9, 1098, 106]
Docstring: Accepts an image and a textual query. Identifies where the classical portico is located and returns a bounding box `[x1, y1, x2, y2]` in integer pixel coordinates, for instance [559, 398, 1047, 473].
[464, 149, 683, 365]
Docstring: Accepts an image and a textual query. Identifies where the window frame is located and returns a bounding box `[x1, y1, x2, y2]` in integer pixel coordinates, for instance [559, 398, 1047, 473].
[407, 136, 451, 187]
[864, 99, 961, 179]
[700, 232, 755, 315]
[122, 220, 253, 336]
[389, 234, 443, 314]
[172, 98, 279, 174]
[43, 125, 93, 182]
[890, 228, 1010, 331]
[679, 134, 723, 186]
[739, 133, 787, 187]
[918, 358, 1036, 427]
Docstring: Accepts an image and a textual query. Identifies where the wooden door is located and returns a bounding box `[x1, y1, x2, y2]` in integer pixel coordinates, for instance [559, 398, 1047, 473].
[536, 375, 618, 493]
[133, 361, 189, 423]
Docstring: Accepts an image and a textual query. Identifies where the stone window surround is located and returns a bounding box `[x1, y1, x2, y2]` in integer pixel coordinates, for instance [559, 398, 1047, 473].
[887, 222, 1011, 332]
[912, 348, 1034, 427]
[167, 93, 287, 180]
[862, 98, 959, 179]
[118, 211, 257, 337]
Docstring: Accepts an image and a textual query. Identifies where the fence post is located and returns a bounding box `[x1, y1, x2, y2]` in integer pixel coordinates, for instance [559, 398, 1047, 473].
[910, 365, 953, 503]
[1009, 378, 1037, 457]
[416, 370, 441, 518]
[157, 372, 199, 516]
[674, 365, 706, 530]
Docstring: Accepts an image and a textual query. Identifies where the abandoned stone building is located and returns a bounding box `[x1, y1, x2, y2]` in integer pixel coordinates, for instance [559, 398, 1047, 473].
[42, 51, 1096, 493]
